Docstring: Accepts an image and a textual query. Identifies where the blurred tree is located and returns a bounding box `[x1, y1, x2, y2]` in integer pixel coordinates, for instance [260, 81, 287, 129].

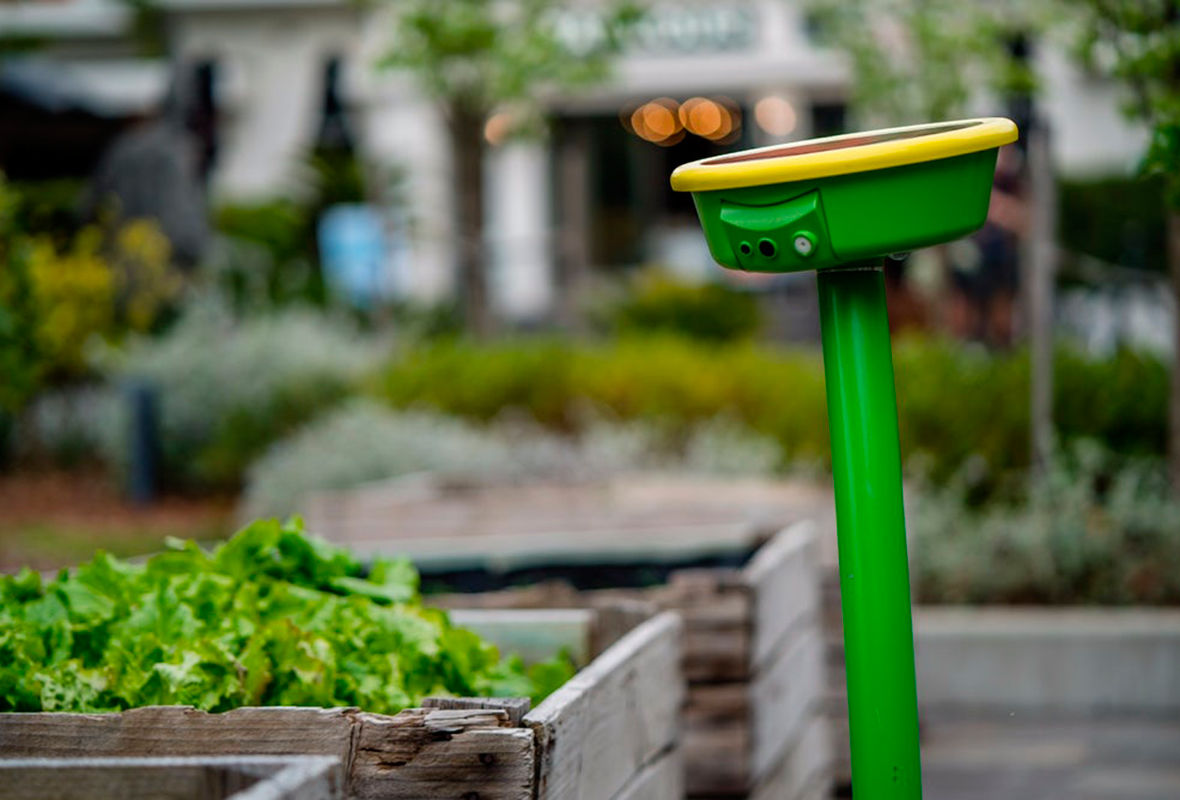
[378, 0, 639, 336]
[806, 0, 1040, 126]
[1071, 0, 1180, 488]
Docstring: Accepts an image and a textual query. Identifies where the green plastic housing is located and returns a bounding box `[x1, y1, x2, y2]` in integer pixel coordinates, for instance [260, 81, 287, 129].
[690, 150, 998, 273]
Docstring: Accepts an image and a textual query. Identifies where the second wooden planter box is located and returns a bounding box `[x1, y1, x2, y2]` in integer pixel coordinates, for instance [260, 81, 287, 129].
[429, 522, 832, 799]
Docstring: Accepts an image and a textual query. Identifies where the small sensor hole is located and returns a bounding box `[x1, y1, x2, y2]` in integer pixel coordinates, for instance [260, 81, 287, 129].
[758, 238, 777, 258]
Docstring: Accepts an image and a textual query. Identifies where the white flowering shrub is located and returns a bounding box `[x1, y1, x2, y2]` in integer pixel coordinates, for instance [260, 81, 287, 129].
[911, 442, 1180, 605]
[242, 401, 782, 518]
[99, 299, 388, 489]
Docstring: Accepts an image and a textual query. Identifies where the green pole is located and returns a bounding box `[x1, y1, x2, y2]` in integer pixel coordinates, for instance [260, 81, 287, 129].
[817, 265, 922, 799]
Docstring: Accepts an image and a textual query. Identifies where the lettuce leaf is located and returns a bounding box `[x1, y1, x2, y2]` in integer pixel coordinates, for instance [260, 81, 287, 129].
[0, 519, 573, 713]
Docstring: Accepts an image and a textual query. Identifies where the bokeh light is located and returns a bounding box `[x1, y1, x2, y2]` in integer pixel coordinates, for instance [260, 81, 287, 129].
[484, 111, 514, 146]
[754, 95, 797, 137]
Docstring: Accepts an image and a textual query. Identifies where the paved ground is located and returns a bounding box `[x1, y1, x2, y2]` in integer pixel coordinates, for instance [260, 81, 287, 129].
[919, 714, 1180, 800]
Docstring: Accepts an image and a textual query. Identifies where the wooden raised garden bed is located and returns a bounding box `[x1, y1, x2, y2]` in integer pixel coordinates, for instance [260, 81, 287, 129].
[421, 519, 833, 800]
[0, 607, 683, 800]
[0, 755, 343, 800]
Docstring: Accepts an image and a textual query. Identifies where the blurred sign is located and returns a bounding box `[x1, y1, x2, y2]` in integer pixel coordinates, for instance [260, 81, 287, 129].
[556, 3, 757, 56]
[318, 204, 389, 308]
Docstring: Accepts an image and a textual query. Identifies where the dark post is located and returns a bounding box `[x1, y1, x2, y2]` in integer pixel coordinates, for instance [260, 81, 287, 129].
[125, 380, 159, 505]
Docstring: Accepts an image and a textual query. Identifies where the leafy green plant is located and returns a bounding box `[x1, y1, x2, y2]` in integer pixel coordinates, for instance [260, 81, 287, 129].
[0, 518, 572, 712]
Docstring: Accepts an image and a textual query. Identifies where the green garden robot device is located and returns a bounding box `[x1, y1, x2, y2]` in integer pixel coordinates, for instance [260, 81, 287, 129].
[671, 117, 1019, 799]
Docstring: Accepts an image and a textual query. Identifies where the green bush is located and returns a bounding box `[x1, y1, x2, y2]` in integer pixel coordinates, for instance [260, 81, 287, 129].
[603, 273, 762, 341]
[912, 443, 1180, 605]
[375, 336, 1168, 483]
[210, 200, 323, 309]
[100, 301, 388, 491]
[376, 336, 830, 469]
[1059, 176, 1168, 274]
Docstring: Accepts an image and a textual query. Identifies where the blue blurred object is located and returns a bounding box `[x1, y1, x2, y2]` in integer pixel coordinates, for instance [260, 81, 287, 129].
[318, 204, 389, 308]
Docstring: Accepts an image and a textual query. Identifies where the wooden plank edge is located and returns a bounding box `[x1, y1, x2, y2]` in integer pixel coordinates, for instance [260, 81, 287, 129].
[525, 612, 685, 800]
[744, 520, 821, 671]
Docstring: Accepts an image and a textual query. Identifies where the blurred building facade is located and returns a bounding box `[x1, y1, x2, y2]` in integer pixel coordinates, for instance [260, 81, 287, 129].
[0, 0, 1152, 321]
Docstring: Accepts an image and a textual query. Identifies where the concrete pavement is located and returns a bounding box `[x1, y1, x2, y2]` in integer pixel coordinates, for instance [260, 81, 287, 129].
[919, 714, 1180, 800]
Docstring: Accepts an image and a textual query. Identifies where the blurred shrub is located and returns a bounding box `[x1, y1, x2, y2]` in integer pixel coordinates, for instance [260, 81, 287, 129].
[375, 336, 1167, 484]
[24, 221, 180, 379]
[16, 387, 118, 469]
[243, 400, 782, 518]
[7, 179, 85, 242]
[100, 301, 388, 491]
[0, 174, 180, 424]
[0, 177, 44, 420]
[214, 200, 309, 271]
[377, 337, 829, 467]
[602, 273, 762, 341]
[210, 200, 322, 309]
[26, 228, 115, 376]
[912, 442, 1180, 605]
[1053, 347, 1168, 458]
[1059, 176, 1167, 273]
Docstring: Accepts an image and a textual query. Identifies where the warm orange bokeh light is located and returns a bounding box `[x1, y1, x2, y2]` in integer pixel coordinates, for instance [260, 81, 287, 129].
[484, 111, 513, 146]
[625, 96, 738, 145]
[754, 95, 797, 137]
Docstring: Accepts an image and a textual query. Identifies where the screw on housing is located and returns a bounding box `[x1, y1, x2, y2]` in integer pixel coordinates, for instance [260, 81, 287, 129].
[671, 118, 1019, 800]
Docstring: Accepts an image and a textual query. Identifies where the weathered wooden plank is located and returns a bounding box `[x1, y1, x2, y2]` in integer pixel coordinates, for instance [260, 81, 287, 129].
[748, 714, 833, 800]
[611, 747, 684, 800]
[0, 706, 535, 800]
[350, 710, 533, 800]
[749, 628, 825, 782]
[526, 612, 684, 800]
[656, 574, 751, 683]
[421, 696, 531, 727]
[235, 756, 346, 800]
[0, 707, 358, 763]
[682, 627, 826, 794]
[745, 521, 820, 671]
[0, 755, 343, 800]
[682, 723, 750, 795]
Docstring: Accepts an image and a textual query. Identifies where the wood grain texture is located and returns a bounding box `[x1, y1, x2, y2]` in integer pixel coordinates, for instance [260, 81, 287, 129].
[350, 710, 533, 800]
[746, 521, 821, 671]
[682, 628, 825, 795]
[747, 714, 834, 800]
[526, 612, 684, 800]
[0, 755, 343, 800]
[611, 747, 684, 800]
[421, 696, 531, 727]
[748, 628, 825, 781]
[0, 706, 533, 800]
[0, 707, 359, 762]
